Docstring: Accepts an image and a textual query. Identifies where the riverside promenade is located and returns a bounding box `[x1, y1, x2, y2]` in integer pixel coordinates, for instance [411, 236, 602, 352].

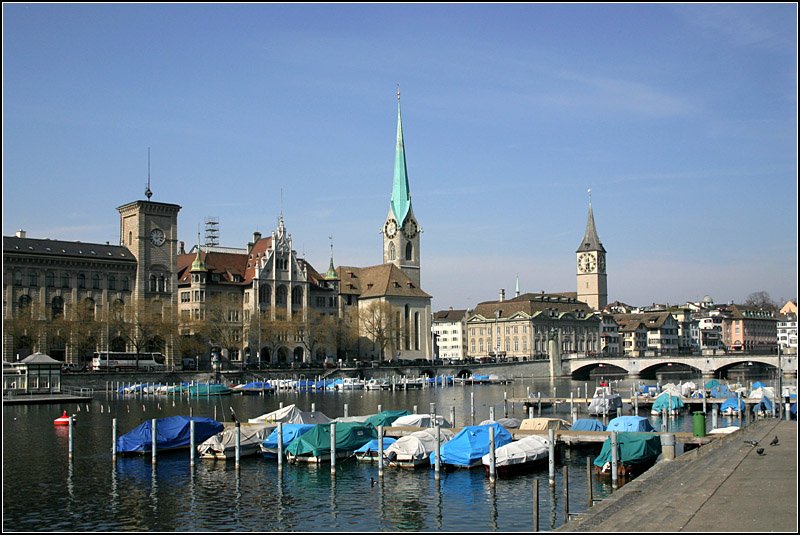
[557, 418, 797, 532]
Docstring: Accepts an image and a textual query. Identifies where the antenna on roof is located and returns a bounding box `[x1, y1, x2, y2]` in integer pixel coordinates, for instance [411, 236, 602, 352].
[145, 148, 153, 200]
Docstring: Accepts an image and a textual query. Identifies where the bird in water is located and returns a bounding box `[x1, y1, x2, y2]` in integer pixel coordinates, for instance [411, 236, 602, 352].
[769, 436, 779, 446]
[756, 447, 766, 456]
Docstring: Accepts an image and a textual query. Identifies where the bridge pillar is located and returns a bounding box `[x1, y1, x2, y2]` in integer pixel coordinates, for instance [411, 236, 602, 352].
[626, 373, 640, 380]
[701, 372, 715, 379]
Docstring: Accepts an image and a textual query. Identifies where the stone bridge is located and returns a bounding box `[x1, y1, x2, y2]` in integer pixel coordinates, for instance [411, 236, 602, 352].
[561, 353, 798, 380]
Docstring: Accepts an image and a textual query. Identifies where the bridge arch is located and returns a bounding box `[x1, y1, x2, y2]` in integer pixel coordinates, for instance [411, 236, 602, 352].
[570, 362, 629, 380]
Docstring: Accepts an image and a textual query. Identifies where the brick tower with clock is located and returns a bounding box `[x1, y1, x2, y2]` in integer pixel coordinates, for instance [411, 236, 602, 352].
[576, 195, 607, 311]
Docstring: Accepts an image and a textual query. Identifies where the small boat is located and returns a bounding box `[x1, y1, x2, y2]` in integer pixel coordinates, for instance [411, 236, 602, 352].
[650, 391, 685, 415]
[482, 434, 550, 477]
[54, 410, 74, 426]
[365, 379, 390, 390]
[570, 419, 606, 432]
[260, 423, 316, 458]
[519, 418, 571, 431]
[186, 384, 232, 396]
[385, 428, 455, 469]
[593, 432, 662, 478]
[335, 378, 365, 391]
[116, 416, 223, 455]
[720, 396, 746, 416]
[391, 413, 452, 428]
[248, 404, 332, 425]
[363, 410, 410, 429]
[232, 381, 274, 395]
[479, 417, 521, 430]
[285, 422, 377, 464]
[197, 424, 273, 460]
[430, 422, 513, 469]
[587, 386, 623, 416]
[605, 416, 655, 433]
[353, 437, 397, 462]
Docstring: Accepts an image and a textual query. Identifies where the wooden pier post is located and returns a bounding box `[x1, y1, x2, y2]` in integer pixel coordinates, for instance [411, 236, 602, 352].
[378, 404, 382, 414]
[661, 433, 676, 461]
[450, 406, 456, 428]
[503, 391, 508, 418]
[471, 393, 475, 425]
[586, 456, 593, 507]
[413, 404, 418, 415]
[712, 405, 718, 429]
[343, 404, 348, 418]
[489, 406, 495, 422]
[311, 402, 316, 413]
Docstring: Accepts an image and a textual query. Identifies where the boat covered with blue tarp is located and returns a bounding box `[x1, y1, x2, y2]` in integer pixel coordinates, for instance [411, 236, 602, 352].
[354, 437, 398, 461]
[720, 396, 746, 414]
[606, 416, 655, 433]
[260, 423, 315, 458]
[430, 422, 513, 468]
[571, 419, 606, 432]
[651, 391, 685, 414]
[117, 416, 223, 455]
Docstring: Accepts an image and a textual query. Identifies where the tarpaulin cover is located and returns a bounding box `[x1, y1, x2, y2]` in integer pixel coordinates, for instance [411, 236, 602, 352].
[261, 423, 316, 455]
[117, 416, 223, 454]
[605, 416, 655, 433]
[285, 422, 376, 457]
[571, 419, 606, 431]
[593, 432, 661, 467]
[363, 410, 410, 429]
[430, 422, 513, 468]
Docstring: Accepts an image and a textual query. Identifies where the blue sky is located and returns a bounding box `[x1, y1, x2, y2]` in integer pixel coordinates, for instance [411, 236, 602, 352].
[3, 3, 797, 311]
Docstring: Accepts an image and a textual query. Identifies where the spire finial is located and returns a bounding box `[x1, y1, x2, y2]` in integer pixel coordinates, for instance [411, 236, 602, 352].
[145, 147, 153, 200]
[588, 187, 592, 206]
[396, 84, 400, 101]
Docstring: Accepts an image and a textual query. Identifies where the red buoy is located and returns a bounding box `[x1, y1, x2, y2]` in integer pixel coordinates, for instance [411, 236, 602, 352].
[54, 410, 74, 426]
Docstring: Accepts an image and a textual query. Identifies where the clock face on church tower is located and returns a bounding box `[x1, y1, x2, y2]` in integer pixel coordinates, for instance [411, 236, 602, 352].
[384, 218, 398, 239]
[577, 253, 596, 273]
[149, 228, 166, 247]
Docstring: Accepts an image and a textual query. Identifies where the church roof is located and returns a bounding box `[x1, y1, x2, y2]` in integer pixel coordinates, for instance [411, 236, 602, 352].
[576, 202, 605, 253]
[336, 263, 430, 299]
[390, 93, 412, 226]
[3, 236, 136, 263]
[472, 292, 596, 320]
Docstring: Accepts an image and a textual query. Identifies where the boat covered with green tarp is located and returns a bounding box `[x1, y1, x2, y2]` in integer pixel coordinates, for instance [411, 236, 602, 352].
[363, 410, 410, 429]
[285, 422, 377, 463]
[593, 432, 661, 477]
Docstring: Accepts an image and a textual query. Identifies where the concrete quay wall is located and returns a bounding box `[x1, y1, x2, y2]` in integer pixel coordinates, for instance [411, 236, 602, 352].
[557, 418, 797, 532]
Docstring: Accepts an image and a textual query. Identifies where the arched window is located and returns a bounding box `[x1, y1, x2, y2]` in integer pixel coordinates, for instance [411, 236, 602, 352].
[92, 274, 100, 289]
[259, 284, 271, 305]
[149, 274, 157, 292]
[388, 243, 396, 261]
[112, 299, 125, 321]
[13, 271, 23, 286]
[51, 296, 64, 319]
[276, 285, 287, 305]
[78, 273, 86, 289]
[292, 286, 303, 305]
[128, 231, 132, 245]
[405, 243, 413, 261]
[28, 270, 39, 287]
[61, 272, 70, 288]
[108, 275, 116, 291]
[46, 271, 55, 287]
[122, 277, 130, 291]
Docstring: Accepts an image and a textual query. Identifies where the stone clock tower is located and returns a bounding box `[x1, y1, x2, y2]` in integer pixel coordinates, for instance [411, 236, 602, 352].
[118, 197, 181, 317]
[382, 90, 421, 288]
[576, 195, 607, 311]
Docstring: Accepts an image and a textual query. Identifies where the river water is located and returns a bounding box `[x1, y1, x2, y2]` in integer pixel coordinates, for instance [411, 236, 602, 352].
[2, 374, 782, 532]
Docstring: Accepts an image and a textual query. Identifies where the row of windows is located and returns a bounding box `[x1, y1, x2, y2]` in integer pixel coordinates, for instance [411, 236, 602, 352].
[17, 294, 125, 320]
[12, 270, 130, 291]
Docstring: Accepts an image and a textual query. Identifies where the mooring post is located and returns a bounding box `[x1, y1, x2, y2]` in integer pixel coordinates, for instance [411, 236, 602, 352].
[277, 421, 284, 472]
[610, 431, 618, 490]
[434, 424, 441, 480]
[235, 421, 241, 468]
[586, 456, 593, 506]
[563, 465, 569, 519]
[343, 404, 348, 418]
[377, 425, 384, 478]
[503, 391, 508, 418]
[378, 404, 382, 414]
[68, 416, 74, 460]
[450, 406, 456, 428]
[330, 422, 336, 475]
[151, 418, 157, 464]
[488, 425, 496, 484]
[661, 433, 676, 461]
[548, 428, 555, 486]
[190, 419, 195, 466]
[489, 406, 495, 422]
[112, 417, 117, 461]
[533, 479, 539, 532]
[470, 393, 475, 425]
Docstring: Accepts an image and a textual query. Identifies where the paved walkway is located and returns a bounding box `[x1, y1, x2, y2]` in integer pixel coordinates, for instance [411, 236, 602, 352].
[557, 418, 797, 532]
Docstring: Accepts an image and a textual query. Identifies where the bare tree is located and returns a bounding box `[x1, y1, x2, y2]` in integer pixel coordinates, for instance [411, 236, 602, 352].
[297, 312, 338, 364]
[197, 293, 243, 362]
[359, 300, 398, 361]
[744, 291, 778, 311]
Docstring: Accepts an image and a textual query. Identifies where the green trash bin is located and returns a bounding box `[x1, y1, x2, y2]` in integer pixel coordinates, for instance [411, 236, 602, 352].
[692, 412, 706, 437]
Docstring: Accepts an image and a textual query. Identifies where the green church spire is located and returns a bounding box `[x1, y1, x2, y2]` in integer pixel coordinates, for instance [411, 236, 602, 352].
[390, 87, 412, 226]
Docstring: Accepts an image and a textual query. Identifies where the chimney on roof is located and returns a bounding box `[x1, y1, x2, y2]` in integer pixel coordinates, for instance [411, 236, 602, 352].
[179, 241, 185, 255]
[16, 230, 26, 238]
[499, 289, 505, 302]
[253, 231, 261, 243]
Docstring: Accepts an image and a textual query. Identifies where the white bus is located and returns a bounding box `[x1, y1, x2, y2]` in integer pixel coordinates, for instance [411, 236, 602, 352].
[92, 351, 166, 372]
